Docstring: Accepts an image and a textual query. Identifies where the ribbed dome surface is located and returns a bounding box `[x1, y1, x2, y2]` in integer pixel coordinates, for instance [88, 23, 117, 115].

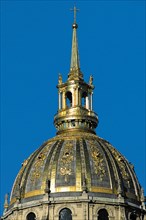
[10, 131, 141, 206]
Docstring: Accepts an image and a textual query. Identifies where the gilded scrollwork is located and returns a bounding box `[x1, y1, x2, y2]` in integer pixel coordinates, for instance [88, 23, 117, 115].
[30, 144, 52, 182]
[76, 108, 87, 116]
[109, 146, 130, 182]
[87, 140, 106, 181]
[60, 141, 74, 182]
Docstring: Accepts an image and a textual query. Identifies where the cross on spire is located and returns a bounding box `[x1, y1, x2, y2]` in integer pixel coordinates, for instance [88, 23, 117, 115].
[70, 6, 79, 23]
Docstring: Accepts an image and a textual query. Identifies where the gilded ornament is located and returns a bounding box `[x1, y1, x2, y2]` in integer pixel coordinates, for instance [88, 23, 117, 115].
[60, 167, 72, 182]
[60, 141, 74, 182]
[30, 144, 51, 182]
[58, 73, 62, 85]
[22, 159, 28, 167]
[109, 146, 130, 182]
[87, 140, 106, 181]
[89, 75, 93, 85]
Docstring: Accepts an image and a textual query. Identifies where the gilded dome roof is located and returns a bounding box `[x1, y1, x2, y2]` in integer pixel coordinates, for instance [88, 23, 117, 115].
[4, 10, 144, 218]
[10, 131, 141, 206]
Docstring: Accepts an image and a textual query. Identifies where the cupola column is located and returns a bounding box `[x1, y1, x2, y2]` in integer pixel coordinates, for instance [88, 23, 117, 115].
[72, 88, 75, 107]
[58, 91, 61, 110]
[79, 89, 81, 106]
[62, 91, 66, 109]
[86, 95, 89, 109]
[76, 87, 79, 106]
[90, 92, 93, 110]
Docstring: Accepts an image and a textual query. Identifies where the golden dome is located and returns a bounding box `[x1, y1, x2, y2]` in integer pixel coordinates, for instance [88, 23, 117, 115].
[10, 131, 141, 206]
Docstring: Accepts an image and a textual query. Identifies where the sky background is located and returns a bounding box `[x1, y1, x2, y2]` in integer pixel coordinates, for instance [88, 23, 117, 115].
[0, 0, 145, 215]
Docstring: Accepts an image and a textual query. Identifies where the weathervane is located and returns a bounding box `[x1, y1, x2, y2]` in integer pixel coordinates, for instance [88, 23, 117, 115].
[70, 6, 79, 23]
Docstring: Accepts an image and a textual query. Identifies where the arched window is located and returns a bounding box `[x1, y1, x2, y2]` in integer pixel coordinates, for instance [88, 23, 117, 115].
[66, 91, 72, 108]
[130, 212, 137, 220]
[98, 209, 109, 220]
[59, 208, 72, 220]
[26, 212, 36, 220]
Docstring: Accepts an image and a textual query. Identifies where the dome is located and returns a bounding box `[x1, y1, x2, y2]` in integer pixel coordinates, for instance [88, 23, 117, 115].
[10, 131, 141, 206]
[2, 7, 145, 220]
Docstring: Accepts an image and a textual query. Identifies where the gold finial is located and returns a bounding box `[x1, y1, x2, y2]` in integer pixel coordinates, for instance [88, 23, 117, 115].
[89, 75, 93, 85]
[58, 73, 62, 85]
[70, 6, 79, 24]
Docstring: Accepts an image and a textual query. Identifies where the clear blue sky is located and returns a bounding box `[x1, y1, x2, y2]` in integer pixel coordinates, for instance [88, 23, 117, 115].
[1, 0, 145, 215]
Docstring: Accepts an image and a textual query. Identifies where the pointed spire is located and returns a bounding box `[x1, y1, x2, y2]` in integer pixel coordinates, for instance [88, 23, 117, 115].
[69, 6, 83, 80]
[70, 6, 80, 71]
[54, 7, 98, 135]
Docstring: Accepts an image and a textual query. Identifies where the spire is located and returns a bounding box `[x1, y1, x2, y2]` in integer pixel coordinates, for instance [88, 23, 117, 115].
[54, 7, 98, 135]
[68, 6, 83, 80]
[70, 6, 80, 70]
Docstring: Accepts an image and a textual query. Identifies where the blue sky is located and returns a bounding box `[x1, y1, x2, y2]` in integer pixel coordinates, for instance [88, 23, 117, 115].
[1, 0, 145, 215]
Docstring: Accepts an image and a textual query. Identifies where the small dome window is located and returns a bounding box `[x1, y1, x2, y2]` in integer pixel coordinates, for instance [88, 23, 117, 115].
[98, 209, 109, 220]
[130, 212, 137, 220]
[59, 208, 72, 220]
[26, 212, 36, 220]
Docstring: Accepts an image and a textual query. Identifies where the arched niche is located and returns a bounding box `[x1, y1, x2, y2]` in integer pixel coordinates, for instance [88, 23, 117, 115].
[97, 208, 109, 220]
[59, 208, 72, 220]
[26, 212, 36, 220]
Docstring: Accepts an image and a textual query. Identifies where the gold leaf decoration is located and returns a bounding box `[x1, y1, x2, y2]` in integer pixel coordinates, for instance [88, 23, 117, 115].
[30, 144, 51, 182]
[87, 140, 106, 181]
[60, 141, 74, 182]
[110, 146, 130, 182]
